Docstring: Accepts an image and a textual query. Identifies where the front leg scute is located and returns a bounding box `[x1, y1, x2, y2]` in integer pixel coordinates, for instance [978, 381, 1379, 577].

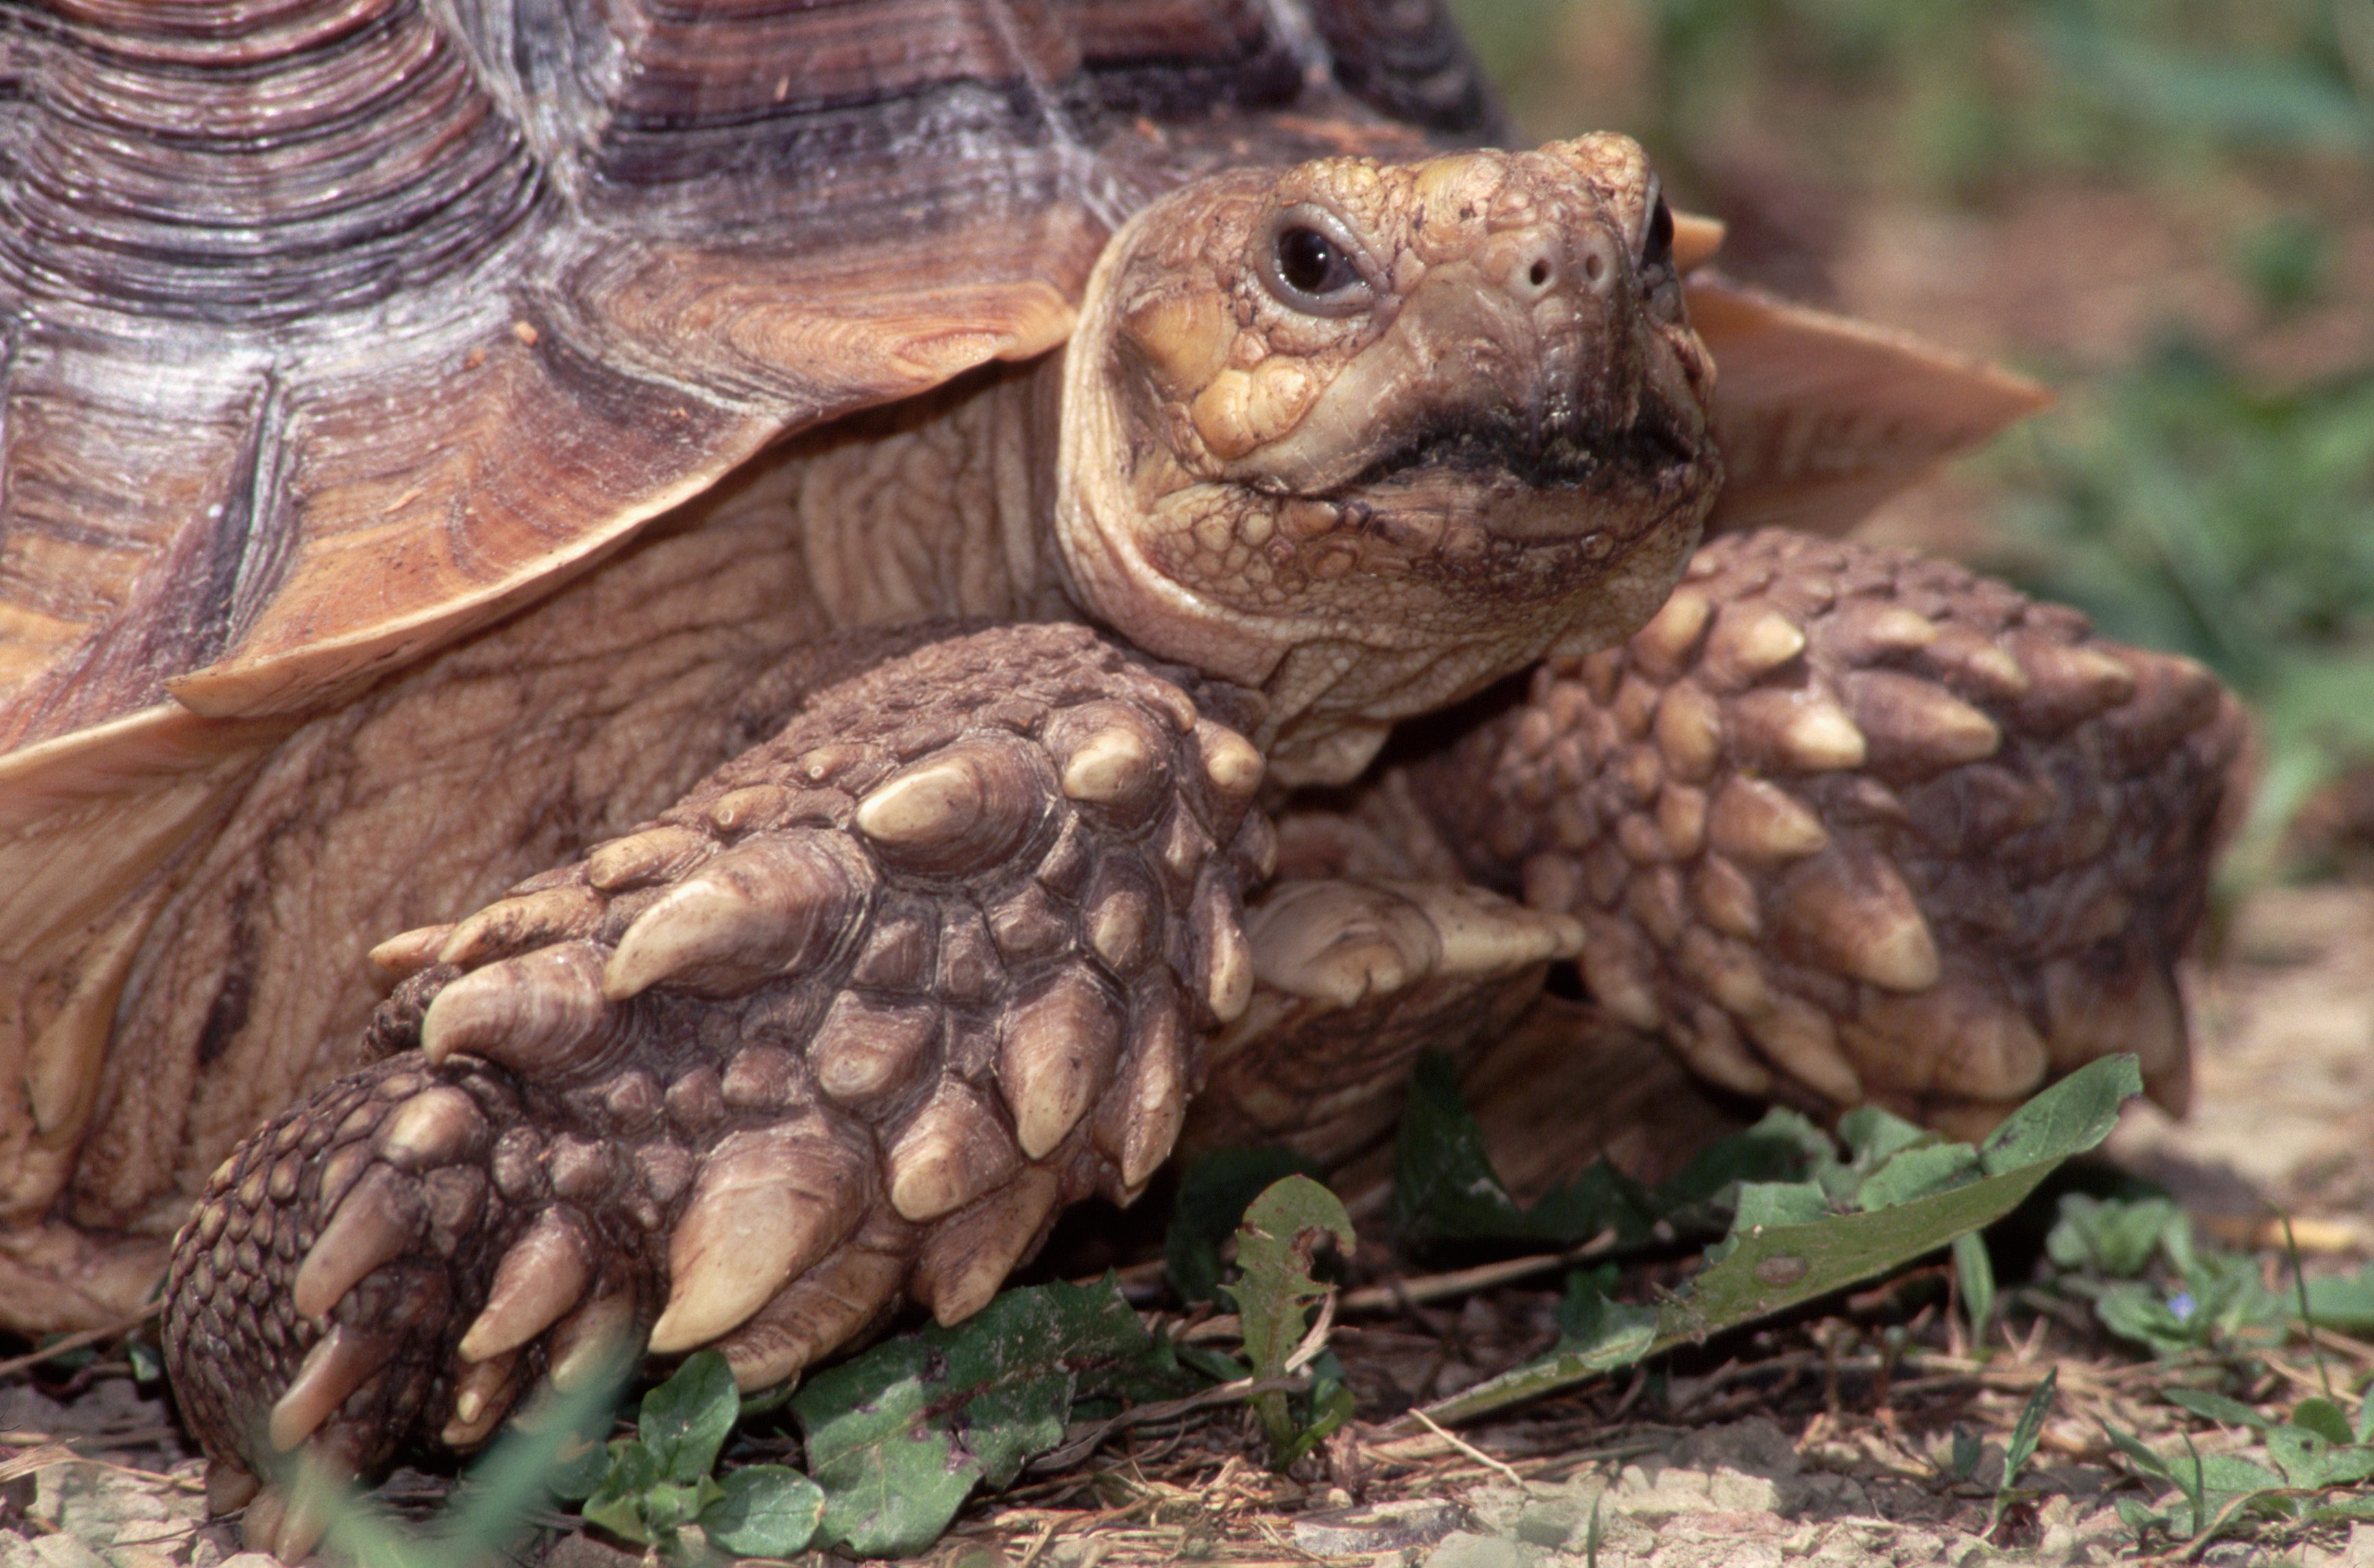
[162, 623, 1271, 1528]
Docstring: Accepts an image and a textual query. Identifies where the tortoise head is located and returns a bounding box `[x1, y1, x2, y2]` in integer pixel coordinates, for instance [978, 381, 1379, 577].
[1057, 132, 1722, 784]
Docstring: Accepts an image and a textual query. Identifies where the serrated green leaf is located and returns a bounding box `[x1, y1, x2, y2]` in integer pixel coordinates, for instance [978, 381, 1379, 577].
[1390, 1053, 1652, 1245]
[1423, 1059, 2138, 1426]
[702, 1465, 825, 1557]
[794, 1278, 1189, 1556]
[2165, 1388, 2270, 1432]
[1225, 1176, 1355, 1467]
[1166, 1147, 1323, 1302]
[639, 1351, 740, 1485]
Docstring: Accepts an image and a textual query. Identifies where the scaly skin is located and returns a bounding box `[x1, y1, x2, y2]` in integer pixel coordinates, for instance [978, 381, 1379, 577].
[1402, 530, 2244, 1135]
[164, 624, 1273, 1539]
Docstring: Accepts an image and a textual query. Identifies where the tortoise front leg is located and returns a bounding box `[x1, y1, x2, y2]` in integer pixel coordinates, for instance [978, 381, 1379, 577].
[1397, 530, 2247, 1137]
[162, 622, 1272, 1557]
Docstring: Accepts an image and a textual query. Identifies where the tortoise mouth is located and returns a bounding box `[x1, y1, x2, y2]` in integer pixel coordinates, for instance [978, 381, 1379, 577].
[1338, 408, 1708, 497]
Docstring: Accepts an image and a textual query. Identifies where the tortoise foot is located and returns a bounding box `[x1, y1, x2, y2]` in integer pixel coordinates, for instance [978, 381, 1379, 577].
[164, 623, 1270, 1482]
[1406, 530, 2246, 1130]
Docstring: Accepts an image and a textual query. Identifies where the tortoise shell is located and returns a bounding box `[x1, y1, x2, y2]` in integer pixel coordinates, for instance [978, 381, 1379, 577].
[0, 0, 2044, 1321]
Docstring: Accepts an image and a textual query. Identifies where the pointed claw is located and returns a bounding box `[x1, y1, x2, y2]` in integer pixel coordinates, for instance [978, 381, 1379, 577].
[421, 943, 613, 1073]
[205, 1460, 259, 1517]
[1193, 721, 1265, 805]
[458, 1208, 593, 1362]
[586, 824, 715, 892]
[1729, 689, 1867, 772]
[367, 924, 453, 980]
[1773, 849, 1941, 993]
[2013, 637, 2136, 730]
[854, 741, 1040, 872]
[1191, 868, 1253, 1024]
[438, 886, 604, 968]
[648, 1117, 869, 1353]
[376, 1085, 489, 1171]
[1000, 967, 1123, 1160]
[1652, 678, 1724, 783]
[888, 1081, 1020, 1223]
[1060, 725, 1160, 806]
[1245, 881, 1438, 1007]
[1708, 776, 1828, 861]
[1702, 603, 1807, 688]
[441, 1352, 522, 1448]
[717, 1239, 909, 1391]
[914, 1168, 1062, 1325]
[269, 1323, 394, 1452]
[548, 1289, 642, 1394]
[1629, 587, 1712, 676]
[1841, 670, 2001, 771]
[1743, 997, 1863, 1105]
[293, 1166, 421, 1321]
[1097, 991, 1190, 1192]
[603, 833, 868, 1001]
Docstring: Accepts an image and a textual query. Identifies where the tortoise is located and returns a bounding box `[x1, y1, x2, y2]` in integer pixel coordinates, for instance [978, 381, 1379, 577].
[0, 0, 2242, 1554]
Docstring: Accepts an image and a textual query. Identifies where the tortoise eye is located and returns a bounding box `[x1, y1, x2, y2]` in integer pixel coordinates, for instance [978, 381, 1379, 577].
[1640, 193, 1675, 273]
[1258, 206, 1375, 316]
[1277, 228, 1358, 296]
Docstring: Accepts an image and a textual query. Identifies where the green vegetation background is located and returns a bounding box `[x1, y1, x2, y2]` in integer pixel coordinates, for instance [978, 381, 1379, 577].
[1452, 0, 2374, 882]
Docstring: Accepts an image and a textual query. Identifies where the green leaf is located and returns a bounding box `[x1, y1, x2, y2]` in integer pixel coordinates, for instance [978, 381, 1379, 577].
[639, 1351, 740, 1485]
[1954, 1232, 1996, 1347]
[1426, 1057, 2138, 1425]
[1391, 1053, 1651, 1245]
[2301, 1264, 2374, 1332]
[2046, 1195, 2188, 1279]
[794, 1277, 1189, 1556]
[702, 1465, 826, 1558]
[1166, 1147, 1322, 1303]
[1993, 1368, 2057, 1530]
[1857, 1142, 1981, 1210]
[2165, 1388, 2270, 1433]
[1980, 1055, 2142, 1175]
[2294, 1397, 2355, 1447]
[1225, 1175, 1355, 1467]
[2105, 1423, 2174, 1482]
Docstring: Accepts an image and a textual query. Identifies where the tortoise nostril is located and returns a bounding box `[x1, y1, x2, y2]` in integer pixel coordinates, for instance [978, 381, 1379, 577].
[1581, 252, 1605, 285]
[1528, 258, 1552, 289]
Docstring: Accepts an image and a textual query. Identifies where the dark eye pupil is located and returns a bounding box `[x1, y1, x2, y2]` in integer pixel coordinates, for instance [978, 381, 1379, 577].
[1278, 227, 1349, 295]
[1643, 197, 1674, 271]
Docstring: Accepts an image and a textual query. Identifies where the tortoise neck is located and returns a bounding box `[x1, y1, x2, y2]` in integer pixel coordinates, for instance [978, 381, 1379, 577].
[785, 358, 1079, 633]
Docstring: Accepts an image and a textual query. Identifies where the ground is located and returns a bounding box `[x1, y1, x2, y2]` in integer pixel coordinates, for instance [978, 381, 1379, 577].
[4, 879, 2372, 1567]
